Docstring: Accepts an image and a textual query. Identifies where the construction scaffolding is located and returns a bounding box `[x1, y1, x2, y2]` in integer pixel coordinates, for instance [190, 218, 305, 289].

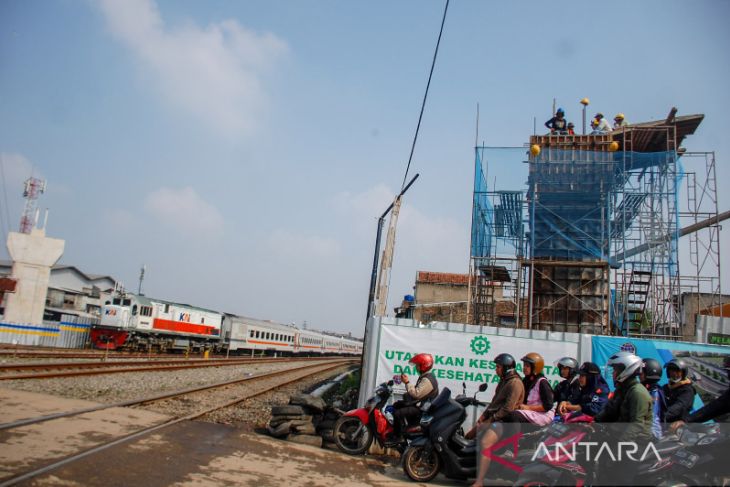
[468, 113, 722, 338]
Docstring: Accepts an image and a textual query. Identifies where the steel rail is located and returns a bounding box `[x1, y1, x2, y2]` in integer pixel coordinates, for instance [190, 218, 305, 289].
[0, 359, 355, 487]
[0, 358, 355, 431]
[0, 356, 349, 380]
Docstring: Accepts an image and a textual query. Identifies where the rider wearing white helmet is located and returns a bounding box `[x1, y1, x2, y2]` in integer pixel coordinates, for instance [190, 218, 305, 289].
[594, 351, 654, 484]
[595, 351, 652, 437]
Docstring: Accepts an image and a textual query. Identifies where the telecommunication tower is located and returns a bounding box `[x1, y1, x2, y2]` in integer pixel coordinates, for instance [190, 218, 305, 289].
[19, 177, 47, 234]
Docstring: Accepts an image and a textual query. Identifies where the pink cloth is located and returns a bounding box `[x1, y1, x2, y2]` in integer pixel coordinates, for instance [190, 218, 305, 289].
[513, 376, 554, 426]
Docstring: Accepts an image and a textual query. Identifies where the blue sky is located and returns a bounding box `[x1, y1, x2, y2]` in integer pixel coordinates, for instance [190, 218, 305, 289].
[1, 0, 728, 336]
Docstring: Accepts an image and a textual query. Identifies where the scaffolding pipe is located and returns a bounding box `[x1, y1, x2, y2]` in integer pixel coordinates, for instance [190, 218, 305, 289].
[615, 209, 729, 262]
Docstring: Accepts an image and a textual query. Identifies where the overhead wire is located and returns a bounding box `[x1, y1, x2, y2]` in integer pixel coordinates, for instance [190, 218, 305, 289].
[400, 0, 450, 192]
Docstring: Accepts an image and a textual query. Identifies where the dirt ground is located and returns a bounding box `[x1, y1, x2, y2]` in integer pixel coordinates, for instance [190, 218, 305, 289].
[0, 387, 471, 487]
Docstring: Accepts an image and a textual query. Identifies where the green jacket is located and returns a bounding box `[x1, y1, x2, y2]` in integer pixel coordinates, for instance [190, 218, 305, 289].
[595, 377, 653, 443]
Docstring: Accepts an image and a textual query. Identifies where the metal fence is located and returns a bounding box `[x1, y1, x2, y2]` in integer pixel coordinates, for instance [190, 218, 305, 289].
[0, 314, 97, 348]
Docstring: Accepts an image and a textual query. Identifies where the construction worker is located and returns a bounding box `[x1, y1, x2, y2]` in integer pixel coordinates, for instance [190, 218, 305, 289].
[614, 113, 628, 129]
[545, 108, 568, 134]
[592, 113, 613, 134]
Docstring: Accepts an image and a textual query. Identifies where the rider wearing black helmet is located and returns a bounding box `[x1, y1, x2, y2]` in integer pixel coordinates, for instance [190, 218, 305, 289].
[670, 356, 730, 432]
[470, 353, 526, 487]
[640, 357, 666, 439]
[553, 356, 580, 406]
[661, 358, 696, 423]
[557, 361, 609, 418]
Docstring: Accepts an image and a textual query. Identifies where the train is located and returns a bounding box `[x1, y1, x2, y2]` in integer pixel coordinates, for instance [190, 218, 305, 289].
[90, 292, 363, 356]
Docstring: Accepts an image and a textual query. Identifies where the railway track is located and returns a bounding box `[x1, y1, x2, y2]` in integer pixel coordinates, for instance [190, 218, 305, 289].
[0, 356, 337, 380]
[0, 358, 358, 486]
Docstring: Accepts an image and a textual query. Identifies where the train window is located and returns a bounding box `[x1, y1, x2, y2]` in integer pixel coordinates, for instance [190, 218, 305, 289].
[201, 318, 205, 324]
[164, 304, 170, 313]
[255, 331, 260, 338]
[112, 298, 121, 305]
[132, 305, 138, 316]
[123, 299, 131, 306]
[250, 330, 254, 338]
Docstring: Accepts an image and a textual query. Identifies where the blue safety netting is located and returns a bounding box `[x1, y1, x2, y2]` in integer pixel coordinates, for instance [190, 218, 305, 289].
[471, 147, 681, 266]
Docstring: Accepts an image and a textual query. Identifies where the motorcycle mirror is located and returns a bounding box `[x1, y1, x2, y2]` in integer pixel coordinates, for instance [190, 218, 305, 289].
[462, 381, 467, 393]
[478, 383, 488, 392]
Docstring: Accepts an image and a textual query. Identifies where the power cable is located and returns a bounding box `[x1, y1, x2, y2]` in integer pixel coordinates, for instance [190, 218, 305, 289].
[400, 0, 449, 192]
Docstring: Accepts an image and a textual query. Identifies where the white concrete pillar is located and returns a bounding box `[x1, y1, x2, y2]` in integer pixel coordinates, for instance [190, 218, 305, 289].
[4, 229, 65, 325]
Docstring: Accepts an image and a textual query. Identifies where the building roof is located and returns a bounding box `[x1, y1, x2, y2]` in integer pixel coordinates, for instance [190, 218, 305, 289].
[416, 271, 470, 286]
[0, 260, 117, 285]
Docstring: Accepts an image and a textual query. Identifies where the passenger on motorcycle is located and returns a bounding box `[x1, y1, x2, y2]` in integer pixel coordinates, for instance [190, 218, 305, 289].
[594, 351, 653, 485]
[553, 356, 580, 406]
[391, 353, 439, 439]
[511, 352, 555, 425]
[469, 353, 525, 487]
[662, 358, 696, 424]
[557, 361, 609, 418]
[640, 357, 666, 439]
[670, 355, 730, 433]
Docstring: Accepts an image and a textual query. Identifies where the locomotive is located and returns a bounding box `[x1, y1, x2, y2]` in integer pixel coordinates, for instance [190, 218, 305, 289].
[90, 292, 363, 356]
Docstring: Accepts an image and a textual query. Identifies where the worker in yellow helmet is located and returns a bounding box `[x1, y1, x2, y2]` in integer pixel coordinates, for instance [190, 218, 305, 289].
[614, 113, 628, 129]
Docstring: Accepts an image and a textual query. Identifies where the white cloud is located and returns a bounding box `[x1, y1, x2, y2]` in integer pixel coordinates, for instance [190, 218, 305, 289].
[267, 229, 341, 259]
[334, 183, 470, 306]
[95, 0, 288, 137]
[0, 153, 37, 189]
[144, 186, 224, 237]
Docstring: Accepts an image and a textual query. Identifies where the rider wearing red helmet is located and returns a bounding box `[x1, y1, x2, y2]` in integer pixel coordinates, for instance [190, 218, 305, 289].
[392, 353, 439, 439]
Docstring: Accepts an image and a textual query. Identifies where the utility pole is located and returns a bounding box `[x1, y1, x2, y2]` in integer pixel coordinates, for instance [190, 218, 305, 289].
[365, 173, 420, 320]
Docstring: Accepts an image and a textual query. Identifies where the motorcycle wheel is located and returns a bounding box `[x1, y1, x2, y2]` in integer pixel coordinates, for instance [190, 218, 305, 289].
[402, 445, 441, 482]
[333, 416, 373, 455]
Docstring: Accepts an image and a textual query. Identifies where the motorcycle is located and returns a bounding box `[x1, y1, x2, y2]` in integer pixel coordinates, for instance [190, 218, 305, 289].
[514, 419, 684, 486]
[666, 423, 728, 487]
[402, 383, 499, 483]
[333, 375, 426, 455]
[402, 398, 592, 484]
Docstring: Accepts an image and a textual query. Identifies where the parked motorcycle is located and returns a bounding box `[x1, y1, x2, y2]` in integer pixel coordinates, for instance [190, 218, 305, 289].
[333, 376, 426, 455]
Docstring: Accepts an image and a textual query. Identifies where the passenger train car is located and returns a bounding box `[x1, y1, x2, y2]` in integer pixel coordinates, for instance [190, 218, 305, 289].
[91, 292, 363, 356]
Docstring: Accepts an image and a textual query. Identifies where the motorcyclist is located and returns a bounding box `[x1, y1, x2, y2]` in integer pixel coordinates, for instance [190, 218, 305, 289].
[640, 357, 666, 439]
[553, 356, 580, 406]
[594, 351, 653, 485]
[557, 361, 609, 418]
[391, 353, 439, 439]
[511, 352, 555, 425]
[670, 355, 730, 432]
[661, 358, 696, 423]
[469, 353, 525, 487]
